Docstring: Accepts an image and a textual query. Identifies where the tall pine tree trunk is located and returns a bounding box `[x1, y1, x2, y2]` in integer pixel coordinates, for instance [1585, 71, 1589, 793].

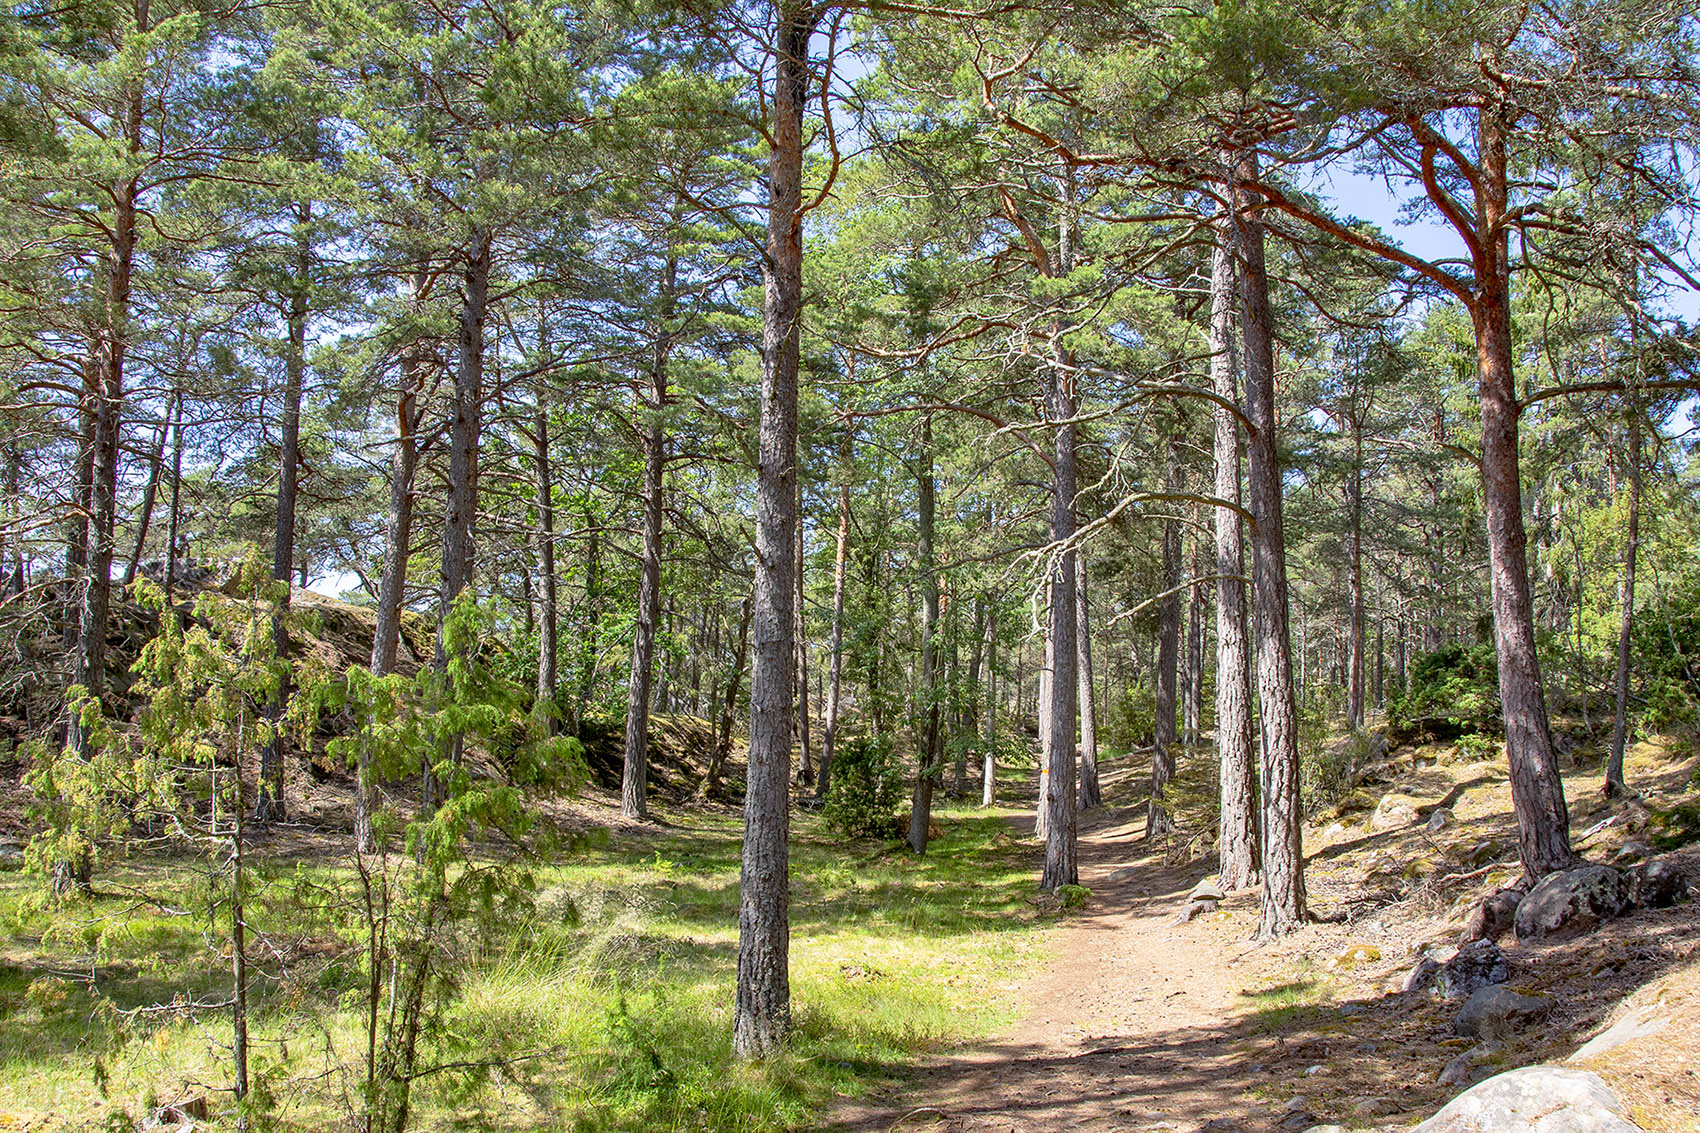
[1210, 211, 1258, 891]
[736, 4, 815, 1058]
[1235, 153, 1305, 934]
[426, 230, 489, 814]
[1041, 355, 1079, 889]
[1472, 108, 1574, 879]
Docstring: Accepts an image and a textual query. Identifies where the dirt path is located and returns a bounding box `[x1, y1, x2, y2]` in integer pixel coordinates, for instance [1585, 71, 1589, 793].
[833, 805, 1292, 1133]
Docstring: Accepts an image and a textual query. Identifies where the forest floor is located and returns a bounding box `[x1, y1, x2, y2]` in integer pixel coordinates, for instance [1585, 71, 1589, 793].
[833, 738, 1700, 1133]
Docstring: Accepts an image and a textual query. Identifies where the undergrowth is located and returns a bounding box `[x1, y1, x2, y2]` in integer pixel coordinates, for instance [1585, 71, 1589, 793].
[0, 803, 1046, 1131]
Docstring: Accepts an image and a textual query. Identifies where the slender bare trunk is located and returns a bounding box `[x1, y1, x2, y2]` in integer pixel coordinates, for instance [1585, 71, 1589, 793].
[1234, 152, 1305, 934]
[1345, 420, 1365, 729]
[908, 415, 940, 853]
[817, 428, 852, 802]
[981, 607, 998, 807]
[121, 398, 171, 587]
[256, 208, 310, 825]
[1149, 447, 1182, 838]
[622, 258, 674, 819]
[1076, 556, 1101, 809]
[1210, 212, 1258, 891]
[1606, 397, 1642, 796]
[794, 474, 813, 787]
[534, 390, 558, 730]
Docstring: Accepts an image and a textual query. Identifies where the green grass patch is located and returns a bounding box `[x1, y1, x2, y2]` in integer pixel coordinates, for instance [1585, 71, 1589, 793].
[0, 802, 1049, 1131]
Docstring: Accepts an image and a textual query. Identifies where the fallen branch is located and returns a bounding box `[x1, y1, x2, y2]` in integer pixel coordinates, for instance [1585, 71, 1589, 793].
[888, 1107, 952, 1131]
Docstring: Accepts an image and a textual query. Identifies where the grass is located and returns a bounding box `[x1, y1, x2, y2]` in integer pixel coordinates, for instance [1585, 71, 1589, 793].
[0, 800, 1052, 1132]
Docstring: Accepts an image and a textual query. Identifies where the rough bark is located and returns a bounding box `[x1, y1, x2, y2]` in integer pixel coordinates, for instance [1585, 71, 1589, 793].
[1041, 361, 1078, 890]
[1472, 109, 1575, 880]
[735, 4, 815, 1058]
[1234, 153, 1306, 934]
[426, 230, 489, 813]
[1210, 214, 1259, 891]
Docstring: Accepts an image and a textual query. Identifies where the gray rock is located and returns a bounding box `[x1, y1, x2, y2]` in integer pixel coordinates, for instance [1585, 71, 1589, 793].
[1405, 956, 1443, 995]
[1610, 840, 1655, 866]
[1514, 865, 1631, 942]
[1438, 940, 1510, 1000]
[1427, 807, 1454, 831]
[1189, 877, 1226, 901]
[1411, 1066, 1643, 1131]
[1454, 986, 1553, 1039]
[1371, 794, 1420, 831]
[0, 841, 23, 871]
[1463, 887, 1524, 943]
[1629, 858, 1687, 909]
[1567, 1004, 1672, 1064]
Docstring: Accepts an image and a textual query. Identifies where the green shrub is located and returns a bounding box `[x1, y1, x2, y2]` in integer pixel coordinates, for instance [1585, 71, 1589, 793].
[1631, 585, 1700, 734]
[1104, 681, 1156, 752]
[1388, 643, 1499, 740]
[821, 735, 903, 839]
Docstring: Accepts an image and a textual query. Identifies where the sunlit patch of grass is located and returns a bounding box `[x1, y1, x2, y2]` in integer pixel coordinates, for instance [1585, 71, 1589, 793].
[0, 805, 1051, 1131]
[1237, 976, 1338, 1034]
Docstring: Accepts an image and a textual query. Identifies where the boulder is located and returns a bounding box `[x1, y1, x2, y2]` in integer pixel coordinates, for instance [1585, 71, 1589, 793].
[1453, 986, 1553, 1040]
[1567, 1004, 1672, 1064]
[1462, 887, 1523, 943]
[1427, 807, 1454, 832]
[1629, 858, 1687, 909]
[1411, 1067, 1643, 1132]
[1371, 793, 1421, 832]
[1514, 865, 1631, 942]
[1437, 940, 1509, 1000]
